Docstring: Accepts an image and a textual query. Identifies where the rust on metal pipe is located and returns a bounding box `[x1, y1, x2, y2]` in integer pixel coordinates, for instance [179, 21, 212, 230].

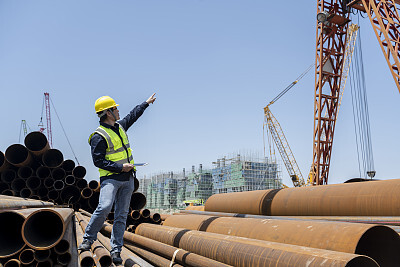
[24, 131, 50, 157]
[1, 169, 16, 183]
[205, 179, 400, 216]
[163, 214, 400, 267]
[185, 205, 205, 211]
[130, 192, 146, 210]
[22, 208, 74, 250]
[42, 149, 63, 168]
[81, 187, 93, 199]
[61, 159, 75, 173]
[34, 249, 51, 262]
[0, 195, 53, 210]
[0, 151, 10, 172]
[3, 259, 21, 267]
[17, 166, 33, 179]
[74, 217, 95, 267]
[26, 176, 41, 190]
[19, 248, 35, 265]
[73, 165, 86, 179]
[64, 175, 75, 185]
[88, 180, 99, 191]
[136, 223, 379, 267]
[97, 220, 231, 267]
[0, 210, 26, 258]
[5, 144, 33, 167]
[123, 243, 184, 267]
[76, 178, 88, 189]
[36, 166, 51, 179]
[52, 168, 66, 180]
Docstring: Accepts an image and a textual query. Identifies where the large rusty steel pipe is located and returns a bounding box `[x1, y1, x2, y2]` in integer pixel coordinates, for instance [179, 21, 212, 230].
[74, 217, 95, 267]
[136, 224, 379, 267]
[130, 210, 141, 220]
[42, 149, 63, 168]
[0, 195, 54, 209]
[17, 166, 33, 179]
[5, 144, 32, 167]
[61, 159, 75, 173]
[93, 218, 231, 267]
[73, 165, 86, 179]
[185, 205, 205, 211]
[205, 179, 400, 216]
[123, 243, 184, 267]
[164, 214, 400, 267]
[0, 210, 27, 258]
[1, 169, 16, 183]
[130, 192, 146, 210]
[24, 131, 50, 157]
[19, 248, 35, 265]
[0, 151, 10, 172]
[21, 208, 74, 250]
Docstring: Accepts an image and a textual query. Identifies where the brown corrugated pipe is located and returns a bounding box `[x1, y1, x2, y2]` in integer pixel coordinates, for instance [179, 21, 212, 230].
[136, 223, 379, 267]
[61, 159, 75, 173]
[42, 149, 63, 168]
[19, 248, 35, 265]
[5, 144, 32, 167]
[130, 192, 146, 210]
[73, 217, 95, 267]
[163, 214, 400, 267]
[0, 151, 10, 172]
[73, 165, 86, 179]
[17, 166, 33, 179]
[21, 208, 74, 250]
[0, 210, 27, 258]
[24, 131, 50, 157]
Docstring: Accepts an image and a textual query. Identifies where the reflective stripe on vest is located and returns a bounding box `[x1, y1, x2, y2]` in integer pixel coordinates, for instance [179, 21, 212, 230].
[88, 122, 134, 177]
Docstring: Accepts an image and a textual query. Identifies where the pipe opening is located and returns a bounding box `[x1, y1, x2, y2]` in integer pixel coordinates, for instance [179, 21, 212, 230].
[76, 179, 88, 189]
[11, 178, 25, 192]
[73, 165, 86, 179]
[356, 225, 400, 267]
[99, 255, 112, 267]
[1, 169, 16, 183]
[54, 180, 65, 191]
[81, 256, 95, 267]
[36, 166, 51, 179]
[54, 240, 70, 254]
[23, 211, 64, 249]
[20, 188, 33, 198]
[0, 212, 25, 257]
[5, 144, 31, 166]
[19, 249, 35, 265]
[130, 192, 146, 210]
[34, 249, 51, 262]
[42, 149, 63, 168]
[18, 166, 33, 179]
[65, 175, 75, 185]
[52, 168, 66, 180]
[24, 132, 48, 153]
[4, 259, 21, 267]
[57, 252, 71, 265]
[62, 159, 75, 173]
[26, 176, 41, 190]
[346, 256, 379, 267]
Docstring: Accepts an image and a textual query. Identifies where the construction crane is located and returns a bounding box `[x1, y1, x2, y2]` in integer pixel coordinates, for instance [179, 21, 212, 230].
[264, 65, 313, 187]
[310, 0, 400, 185]
[38, 92, 53, 147]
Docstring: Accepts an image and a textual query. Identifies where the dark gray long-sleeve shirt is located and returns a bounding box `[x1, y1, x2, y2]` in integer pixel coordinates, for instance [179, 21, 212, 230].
[90, 102, 149, 183]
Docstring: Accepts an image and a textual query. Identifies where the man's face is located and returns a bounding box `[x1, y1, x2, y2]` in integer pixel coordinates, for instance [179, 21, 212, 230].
[109, 106, 120, 121]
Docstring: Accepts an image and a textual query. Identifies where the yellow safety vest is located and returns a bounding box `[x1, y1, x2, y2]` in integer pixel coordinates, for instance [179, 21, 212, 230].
[88, 122, 134, 177]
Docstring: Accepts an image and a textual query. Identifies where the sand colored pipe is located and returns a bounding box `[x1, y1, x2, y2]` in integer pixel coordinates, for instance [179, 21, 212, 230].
[185, 205, 205, 211]
[164, 214, 400, 267]
[0, 195, 53, 209]
[24, 131, 50, 157]
[42, 149, 63, 168]
[22, 208, 74, 250]
[5, 144, 32, 167]
[136, 223, 379, 267]
[205, 179, 400, 216]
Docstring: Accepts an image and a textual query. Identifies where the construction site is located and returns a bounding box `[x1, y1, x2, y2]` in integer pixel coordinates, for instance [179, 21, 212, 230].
[2, 0, 400, 267]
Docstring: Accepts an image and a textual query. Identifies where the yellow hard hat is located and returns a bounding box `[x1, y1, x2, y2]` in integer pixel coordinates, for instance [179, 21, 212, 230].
[94, 96, 119, 113]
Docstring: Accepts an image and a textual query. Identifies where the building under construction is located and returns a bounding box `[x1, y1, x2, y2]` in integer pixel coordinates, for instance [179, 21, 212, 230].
[140, 154, 281, 210]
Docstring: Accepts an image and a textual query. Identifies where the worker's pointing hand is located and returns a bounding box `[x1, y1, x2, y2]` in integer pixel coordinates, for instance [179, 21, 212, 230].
[122, 163, 134, 172]
[146, 93, 156, 104]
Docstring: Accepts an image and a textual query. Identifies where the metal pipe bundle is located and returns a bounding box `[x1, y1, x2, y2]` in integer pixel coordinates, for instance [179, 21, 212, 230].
[135, 223, 379, 267]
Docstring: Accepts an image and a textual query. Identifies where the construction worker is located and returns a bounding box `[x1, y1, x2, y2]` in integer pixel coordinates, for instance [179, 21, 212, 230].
[78, 93, 156, 264]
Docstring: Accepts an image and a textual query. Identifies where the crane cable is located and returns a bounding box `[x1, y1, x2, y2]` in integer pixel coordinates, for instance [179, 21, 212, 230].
[49, 96, 80, 165]
[348, 14, 375, 178]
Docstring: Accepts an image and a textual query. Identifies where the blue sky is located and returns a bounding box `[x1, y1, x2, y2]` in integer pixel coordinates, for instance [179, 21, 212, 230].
[1, 1, 399, 186]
